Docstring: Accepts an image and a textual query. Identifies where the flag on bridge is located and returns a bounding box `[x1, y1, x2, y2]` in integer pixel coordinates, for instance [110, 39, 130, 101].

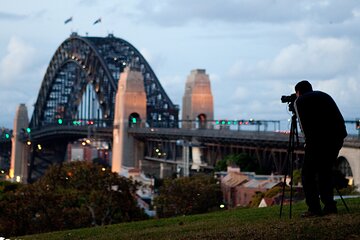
[93, 18, 101, 25]
[64, 16, 73, 24]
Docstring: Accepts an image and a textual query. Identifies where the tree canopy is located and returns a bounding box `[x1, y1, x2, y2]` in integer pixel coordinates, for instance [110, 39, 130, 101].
[215, 153, 261, 173]
[0, 161, 147, 237]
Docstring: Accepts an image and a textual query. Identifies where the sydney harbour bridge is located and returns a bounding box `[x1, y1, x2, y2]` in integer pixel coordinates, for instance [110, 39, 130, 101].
[1, 33, 359, 190]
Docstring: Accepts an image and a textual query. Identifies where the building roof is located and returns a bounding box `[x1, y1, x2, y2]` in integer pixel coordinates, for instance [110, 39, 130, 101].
[222, 172, 248, 187]
[243, 179, 282, 189]
[221, 170, 284, 189]
[262, 181, 282, 189]
[243, 179, 262, 188]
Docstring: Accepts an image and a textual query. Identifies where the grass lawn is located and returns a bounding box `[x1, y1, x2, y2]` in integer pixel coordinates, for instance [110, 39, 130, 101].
[14, 197, 360, 240]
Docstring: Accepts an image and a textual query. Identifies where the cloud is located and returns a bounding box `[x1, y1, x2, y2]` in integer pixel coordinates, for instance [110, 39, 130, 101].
[233, 86, 250, 101]
[267, 37, 358, 79]
[228, 37, 359, 81]
[0, 36, 36, 85]
[0, 37, 41, 127]
[132, 0, 358, 27]
[78, 0, 99, 6]
[227, 60, 262, 80]
[313, 76, 360, 118]
[0, 11, 27, 21]
[139, 47, 155, 65]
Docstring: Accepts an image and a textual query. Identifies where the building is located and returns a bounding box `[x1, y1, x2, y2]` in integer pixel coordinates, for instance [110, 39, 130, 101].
[66, 141, 110, 164]
[220, 167, 283, 208]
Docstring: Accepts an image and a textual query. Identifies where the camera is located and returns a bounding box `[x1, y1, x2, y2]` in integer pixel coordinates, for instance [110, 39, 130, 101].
[281, 93, 297, 113]
[281, 93, 297, 103]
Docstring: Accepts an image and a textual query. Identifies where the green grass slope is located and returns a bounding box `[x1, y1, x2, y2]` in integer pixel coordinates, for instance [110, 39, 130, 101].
[15, 198, 360, 240]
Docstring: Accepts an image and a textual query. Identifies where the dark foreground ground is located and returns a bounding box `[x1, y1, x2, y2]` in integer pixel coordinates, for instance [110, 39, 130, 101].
[13, 197, 360, 240]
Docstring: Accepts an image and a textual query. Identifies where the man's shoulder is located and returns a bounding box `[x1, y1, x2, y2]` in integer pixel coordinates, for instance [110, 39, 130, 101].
[298, 91, 332, 102]
[302, 90, 327, 97]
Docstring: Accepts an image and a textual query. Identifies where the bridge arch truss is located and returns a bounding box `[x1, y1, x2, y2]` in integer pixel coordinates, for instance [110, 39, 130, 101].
[30, 33, 179, 129]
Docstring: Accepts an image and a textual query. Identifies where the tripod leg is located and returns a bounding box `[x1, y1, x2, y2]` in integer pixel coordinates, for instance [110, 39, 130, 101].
[279, 172, 287, 218]
[279, 114, 297, 219]
[289, 154, 294, 219]
[335, 187, 350, 213]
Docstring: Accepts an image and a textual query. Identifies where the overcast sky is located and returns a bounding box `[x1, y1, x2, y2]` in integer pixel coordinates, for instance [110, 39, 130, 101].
[1, 0, 359, 133]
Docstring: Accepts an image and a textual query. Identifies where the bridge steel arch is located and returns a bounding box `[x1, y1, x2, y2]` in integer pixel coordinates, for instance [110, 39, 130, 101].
[27, 33, 179, 182]
[30, 33, 179, 129]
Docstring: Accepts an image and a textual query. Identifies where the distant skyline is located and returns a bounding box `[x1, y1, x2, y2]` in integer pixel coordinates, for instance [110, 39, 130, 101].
[1, 0, 359, 132]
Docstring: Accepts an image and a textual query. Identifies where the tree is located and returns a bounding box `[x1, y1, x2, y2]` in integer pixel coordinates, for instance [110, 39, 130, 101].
[248, 191, 265, 208]
[154, 175, 222, 218]
[0, 181, 28, 236]
[218, 153, 261, 173]
[292, 169, 302, 186]
[0, 180, 22, 195]
[38, 161, 147, 225]
[0, 161, 147, 237]
[214, 158, 227, 171]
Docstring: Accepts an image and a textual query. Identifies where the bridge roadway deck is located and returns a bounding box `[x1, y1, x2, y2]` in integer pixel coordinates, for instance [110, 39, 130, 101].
[29, 125, 113, 141]
[129, 127, 360, 148]
[128, 127, 300, 149]
[28, 125, 360, 149]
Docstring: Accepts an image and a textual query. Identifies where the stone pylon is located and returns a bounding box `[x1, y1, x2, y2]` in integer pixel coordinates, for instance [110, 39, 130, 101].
[10, 104, 29, 183]
[112, 66, 147, 174]
[181, 69, 214, 171]
[182, 69, 214, 129]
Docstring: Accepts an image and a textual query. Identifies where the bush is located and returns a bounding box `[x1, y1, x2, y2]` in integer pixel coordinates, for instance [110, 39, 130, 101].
[154, 175, 222, 217]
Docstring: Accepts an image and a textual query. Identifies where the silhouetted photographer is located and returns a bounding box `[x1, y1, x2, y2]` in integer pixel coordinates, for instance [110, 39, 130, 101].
[293, 80, 347, 217]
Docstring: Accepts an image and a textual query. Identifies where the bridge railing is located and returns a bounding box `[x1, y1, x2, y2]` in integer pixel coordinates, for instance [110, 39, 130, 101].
[146, 119, 281, 132]
[26, 118, 360, 139]
[35, 118, 114, 128]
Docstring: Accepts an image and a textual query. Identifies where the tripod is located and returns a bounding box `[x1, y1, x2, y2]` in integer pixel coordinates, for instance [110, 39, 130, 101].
[279, 113, 299, 219]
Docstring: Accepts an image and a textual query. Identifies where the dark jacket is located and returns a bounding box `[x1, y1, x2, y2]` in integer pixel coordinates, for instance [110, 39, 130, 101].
[294, 91, 347, 148]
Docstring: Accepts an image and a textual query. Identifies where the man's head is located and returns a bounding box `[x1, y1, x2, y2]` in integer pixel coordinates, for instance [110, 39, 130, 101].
[295, 80, 313, 96]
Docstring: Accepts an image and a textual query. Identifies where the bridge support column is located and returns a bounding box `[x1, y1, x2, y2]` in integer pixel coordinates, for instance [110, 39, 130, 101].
[112, 66, 146, 174]
[339, 147, 360, 191]
[160, 163, 173, 179]
[182, 69, 214, 129]
[9, 104, 29, 183]
[191, 146, 202, 171]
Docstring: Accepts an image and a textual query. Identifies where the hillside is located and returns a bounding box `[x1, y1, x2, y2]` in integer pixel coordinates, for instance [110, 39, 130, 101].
[14, 197, 360, 240]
